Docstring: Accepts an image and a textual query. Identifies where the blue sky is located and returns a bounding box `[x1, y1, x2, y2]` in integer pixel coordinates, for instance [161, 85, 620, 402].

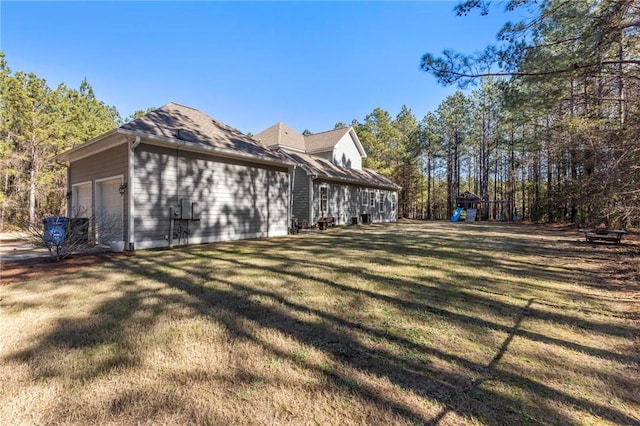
[1, 1, 515, 135]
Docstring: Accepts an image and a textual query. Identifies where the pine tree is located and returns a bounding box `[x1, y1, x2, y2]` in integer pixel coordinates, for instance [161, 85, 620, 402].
[0, 53, 120, 230]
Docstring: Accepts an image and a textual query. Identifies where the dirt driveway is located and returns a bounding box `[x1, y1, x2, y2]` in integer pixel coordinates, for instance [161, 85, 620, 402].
[0, 233, 50, 262]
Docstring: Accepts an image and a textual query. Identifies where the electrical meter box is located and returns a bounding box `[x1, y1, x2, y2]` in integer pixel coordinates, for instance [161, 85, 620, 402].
[180, 199, 192, 220]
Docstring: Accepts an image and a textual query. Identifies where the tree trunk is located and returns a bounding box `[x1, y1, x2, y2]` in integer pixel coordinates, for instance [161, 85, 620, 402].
[426, 155, 432, 219]
[481, 120, 490, 220]
[447, 141, 453, 217]
[29, 144, 37, 228]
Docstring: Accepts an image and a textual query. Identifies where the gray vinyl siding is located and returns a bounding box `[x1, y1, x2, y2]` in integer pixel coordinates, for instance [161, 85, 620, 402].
[375, 190, 398, 222]
[291, 167, 310, 223]
[133, 144, 290, 248]
[310, 180, 398, 225]
[68, 144, 129, 241]
[69, 144, 128, 184]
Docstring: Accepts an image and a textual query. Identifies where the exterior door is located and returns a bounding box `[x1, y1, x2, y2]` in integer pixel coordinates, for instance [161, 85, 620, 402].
[319, 186, 328, 217]
[95, 178, 124, 243]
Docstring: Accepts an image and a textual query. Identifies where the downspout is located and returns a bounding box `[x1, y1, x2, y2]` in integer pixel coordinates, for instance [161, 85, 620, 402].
[67, 165, 71, 217]
[128, 136, 141, 250]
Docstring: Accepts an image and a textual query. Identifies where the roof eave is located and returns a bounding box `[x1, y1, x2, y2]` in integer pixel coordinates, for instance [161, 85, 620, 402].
[56, 128, 129, 162]
[58, 128, 293, 168]
[306, 147, 333, 155]
[136, 131, 294, 168]
[312, 173, 399, 190]
[277, 149, 314, 175]
[349, 127, 367, 158]
[273, 144, 307, 154]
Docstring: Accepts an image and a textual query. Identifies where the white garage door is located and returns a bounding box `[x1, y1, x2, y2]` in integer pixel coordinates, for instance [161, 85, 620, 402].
[72, 182, 92, 218]
[96, 178, 123, 243]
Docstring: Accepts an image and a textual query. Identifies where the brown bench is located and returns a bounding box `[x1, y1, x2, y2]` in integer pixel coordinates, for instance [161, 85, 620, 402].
[579, 229, 627, 244]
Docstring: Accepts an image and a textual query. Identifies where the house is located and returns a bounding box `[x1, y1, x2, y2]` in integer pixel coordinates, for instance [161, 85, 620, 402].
[57, 103, 293, 250]
[255, 123, 399, 227]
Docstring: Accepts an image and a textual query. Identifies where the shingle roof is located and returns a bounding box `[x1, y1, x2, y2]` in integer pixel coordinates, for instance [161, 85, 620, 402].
[304, 127, 351, 153]
[121, 102, 285, 162]
[283, 150, 399, 191]
[256, 123, 366, 158]
[254, 122, 306, 152]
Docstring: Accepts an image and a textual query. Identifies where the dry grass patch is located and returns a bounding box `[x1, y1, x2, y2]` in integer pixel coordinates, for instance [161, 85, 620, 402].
[1, 221, 639, 425]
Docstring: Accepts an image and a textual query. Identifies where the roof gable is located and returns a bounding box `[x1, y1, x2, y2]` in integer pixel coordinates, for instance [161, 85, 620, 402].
[256, 123, 367, 158]
[255, 122, 306, 152]
[304, 127, 350, 153]
[305, 127, 366, 158]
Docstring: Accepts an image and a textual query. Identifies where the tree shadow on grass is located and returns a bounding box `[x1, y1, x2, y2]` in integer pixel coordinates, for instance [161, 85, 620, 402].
[197, 244, 640, 372]
[4, 280, 150, 381]
[3, 222, 639, 424]
[190, 246, 638, 369]
[122, 255, 537, 424]
[354, 224, 636, 298]
[127, 249, 638, 425]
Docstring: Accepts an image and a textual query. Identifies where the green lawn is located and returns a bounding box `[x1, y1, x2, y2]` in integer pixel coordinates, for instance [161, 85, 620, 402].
[1, 221, 638, 425]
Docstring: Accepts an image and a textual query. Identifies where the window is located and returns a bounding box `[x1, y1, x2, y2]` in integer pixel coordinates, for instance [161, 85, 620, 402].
[362, 190, 368, 206]
[379, 192, 384, 213]
[391, 193, 396, 212]
[320, 186, 328, 216]
[370, 191, 375, 207]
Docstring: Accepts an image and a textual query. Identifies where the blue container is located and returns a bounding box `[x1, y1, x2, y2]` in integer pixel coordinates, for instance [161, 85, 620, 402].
[43, 216, 70, 246]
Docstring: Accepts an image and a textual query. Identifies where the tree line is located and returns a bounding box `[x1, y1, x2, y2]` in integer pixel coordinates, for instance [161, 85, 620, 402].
[2, 0, 637, 230]
[349, 0, 639, 228]
[0, 52, 154, 230]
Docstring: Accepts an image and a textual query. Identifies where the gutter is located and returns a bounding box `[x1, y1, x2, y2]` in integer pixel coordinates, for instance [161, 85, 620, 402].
[278, 148, 396, 191]
[118, 129, 294, 169]
[55, 128, 121, 162]
[58, 128, 294, 170]
[310, 173, 400, 191]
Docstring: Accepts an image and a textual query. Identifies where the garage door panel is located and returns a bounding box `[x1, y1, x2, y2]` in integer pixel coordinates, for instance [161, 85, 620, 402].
[96, 178, 123, 243]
